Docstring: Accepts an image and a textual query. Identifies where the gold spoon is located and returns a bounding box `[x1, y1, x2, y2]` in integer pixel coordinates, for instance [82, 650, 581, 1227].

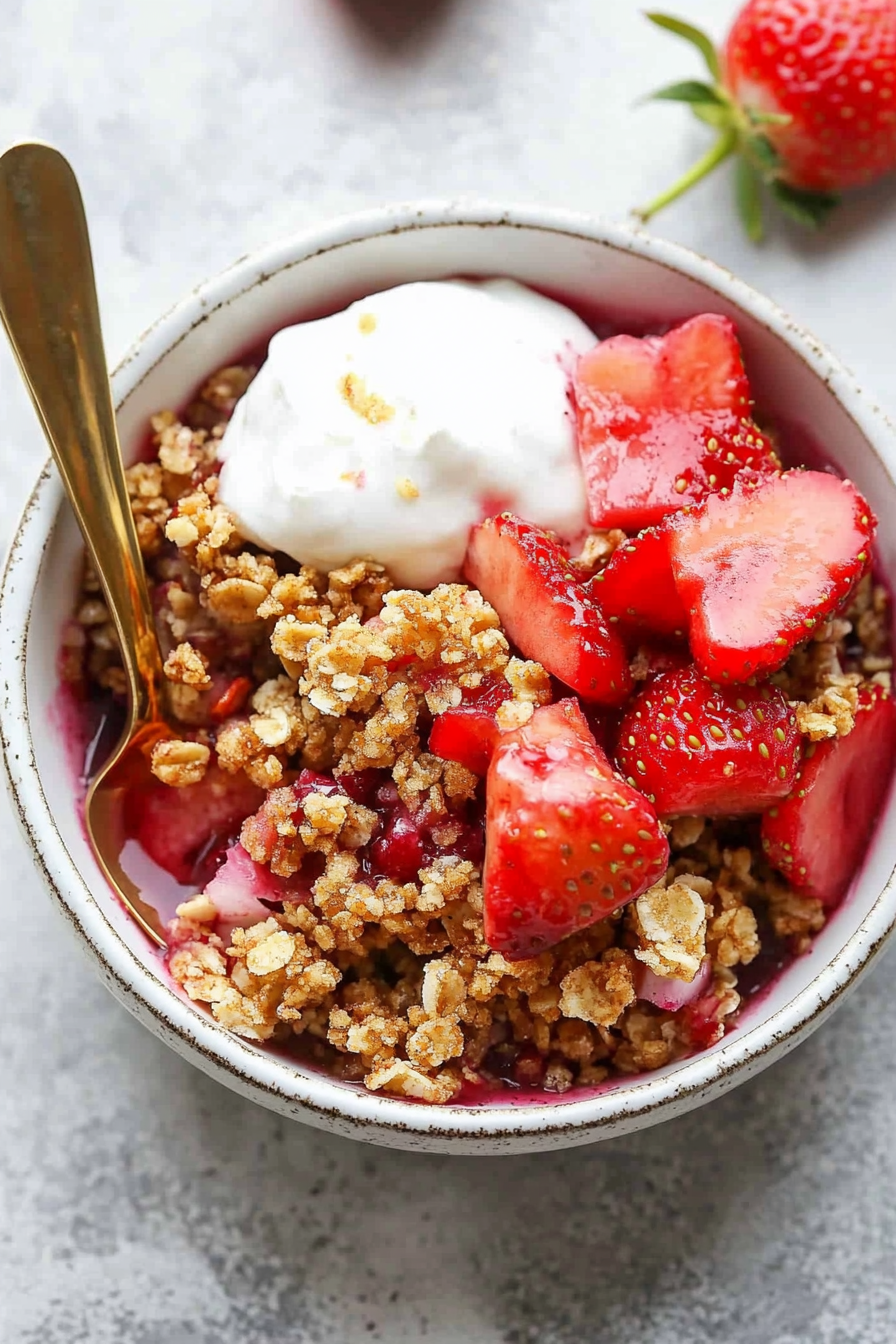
[0, 141, 170, 947]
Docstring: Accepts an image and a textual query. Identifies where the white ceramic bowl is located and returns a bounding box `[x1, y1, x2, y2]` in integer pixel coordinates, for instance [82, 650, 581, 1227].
[3, 202, 896, 1155]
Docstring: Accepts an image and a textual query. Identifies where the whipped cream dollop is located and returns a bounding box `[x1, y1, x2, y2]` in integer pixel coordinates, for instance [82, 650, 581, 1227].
[217, 280, 595, 589]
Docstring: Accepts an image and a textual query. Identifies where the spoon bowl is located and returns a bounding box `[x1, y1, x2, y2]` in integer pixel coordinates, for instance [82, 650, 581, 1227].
[0, 141, 170, 946]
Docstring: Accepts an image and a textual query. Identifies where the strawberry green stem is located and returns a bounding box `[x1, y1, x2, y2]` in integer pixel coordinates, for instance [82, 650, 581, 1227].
[634, 128, 738, 223]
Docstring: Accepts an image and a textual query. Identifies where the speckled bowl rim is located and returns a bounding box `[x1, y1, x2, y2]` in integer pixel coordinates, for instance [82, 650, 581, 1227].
[3, 201, 896, 1152]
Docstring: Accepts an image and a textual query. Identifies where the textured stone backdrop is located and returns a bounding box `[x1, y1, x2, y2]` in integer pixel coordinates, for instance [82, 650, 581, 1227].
[2, 2, 896, 1340]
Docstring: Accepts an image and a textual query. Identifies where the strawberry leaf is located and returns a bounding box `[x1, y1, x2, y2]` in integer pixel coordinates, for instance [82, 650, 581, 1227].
[735, 158, 764, 243]
[645, 80, 726, 107]
[747, 133, 781, 179]
[770, 180, 841, 229]
[645, 13, 721, 81]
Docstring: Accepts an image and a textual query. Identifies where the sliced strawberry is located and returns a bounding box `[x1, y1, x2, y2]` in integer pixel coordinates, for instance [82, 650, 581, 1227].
[429, 674, 515, 775]
[663, 314, 750, 406]
[669, 471, 876, 683]
[464, 514, 631, 706]
[574, 315, 780, 530]
[615, 669, 800, 817]
[484, 700, 668, 958]
[590, 524, 689, 639]
[130, 766, 264, 885]
[762, 685, 896, 906]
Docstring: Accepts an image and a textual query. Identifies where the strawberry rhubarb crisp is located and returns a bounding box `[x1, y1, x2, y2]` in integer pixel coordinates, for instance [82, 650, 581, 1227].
[65, 281, 896, 1105]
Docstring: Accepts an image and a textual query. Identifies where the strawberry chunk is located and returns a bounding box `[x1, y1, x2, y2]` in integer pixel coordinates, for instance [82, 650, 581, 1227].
[464, 514, 631, 706]
[669, 471, 876, 683]
[369, 806, 426, 883]
[615, 669, 800, 817]
[130, 766, 264, 885]
[762, 686, 896, 906]
[574, 314, 779, 530]
[681, 992, 726, 1050]
[209, 675, 254, 723]
[429, 674, 515, 775]
[483, 700, 668, 958]
[590, 525, 689, 639]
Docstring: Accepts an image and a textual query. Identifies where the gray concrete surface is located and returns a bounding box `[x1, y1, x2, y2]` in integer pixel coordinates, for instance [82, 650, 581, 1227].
[3, 1, 896, 1339]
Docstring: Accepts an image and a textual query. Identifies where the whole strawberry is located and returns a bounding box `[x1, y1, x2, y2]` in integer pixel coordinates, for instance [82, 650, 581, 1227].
[636, 2, 896, 238]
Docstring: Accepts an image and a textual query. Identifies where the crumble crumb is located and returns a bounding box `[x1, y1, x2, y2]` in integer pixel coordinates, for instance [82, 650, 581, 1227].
[669, 815, 706, 850]
[766, 886, 826, 948]
[175, 893, 218, 923]
[240, 783, 377, 879]
[125, 461, 172, 557]
[629, 647, 652, 682]
[495, 699, 534, 731]
[198, 365, 256, 414]
[614, 1006, 673, 1072]
[163, 641, 211, 688]
[794, 673, 861, 740]
[165, 514, 201, 548]
[339, 372, 395, 425]
[504, 657, 553, 705]
[395, 476, 420, 501]
[150, 739, 211, 787]
[421, 959, 467, 1016]
[707, 904, 760, 968]
[559, 953, 636, 1028]
[365, 1059, 461, 1104]
[572, 530, 628, 575]
[407, 1016, 465, 1069]
[632, 877, 709, 981]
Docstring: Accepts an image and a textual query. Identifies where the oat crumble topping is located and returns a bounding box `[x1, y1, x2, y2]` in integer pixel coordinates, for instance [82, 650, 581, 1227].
[65, 360, 893, 1104]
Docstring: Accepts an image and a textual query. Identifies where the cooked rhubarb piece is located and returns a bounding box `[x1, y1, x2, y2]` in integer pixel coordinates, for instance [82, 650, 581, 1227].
[635, 956, 713, 1012]
[203, 842, 291, 927]
[209, 675, 254, 722]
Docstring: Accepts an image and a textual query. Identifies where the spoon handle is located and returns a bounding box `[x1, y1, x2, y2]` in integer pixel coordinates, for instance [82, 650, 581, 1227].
[0, 141, 164, 722]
